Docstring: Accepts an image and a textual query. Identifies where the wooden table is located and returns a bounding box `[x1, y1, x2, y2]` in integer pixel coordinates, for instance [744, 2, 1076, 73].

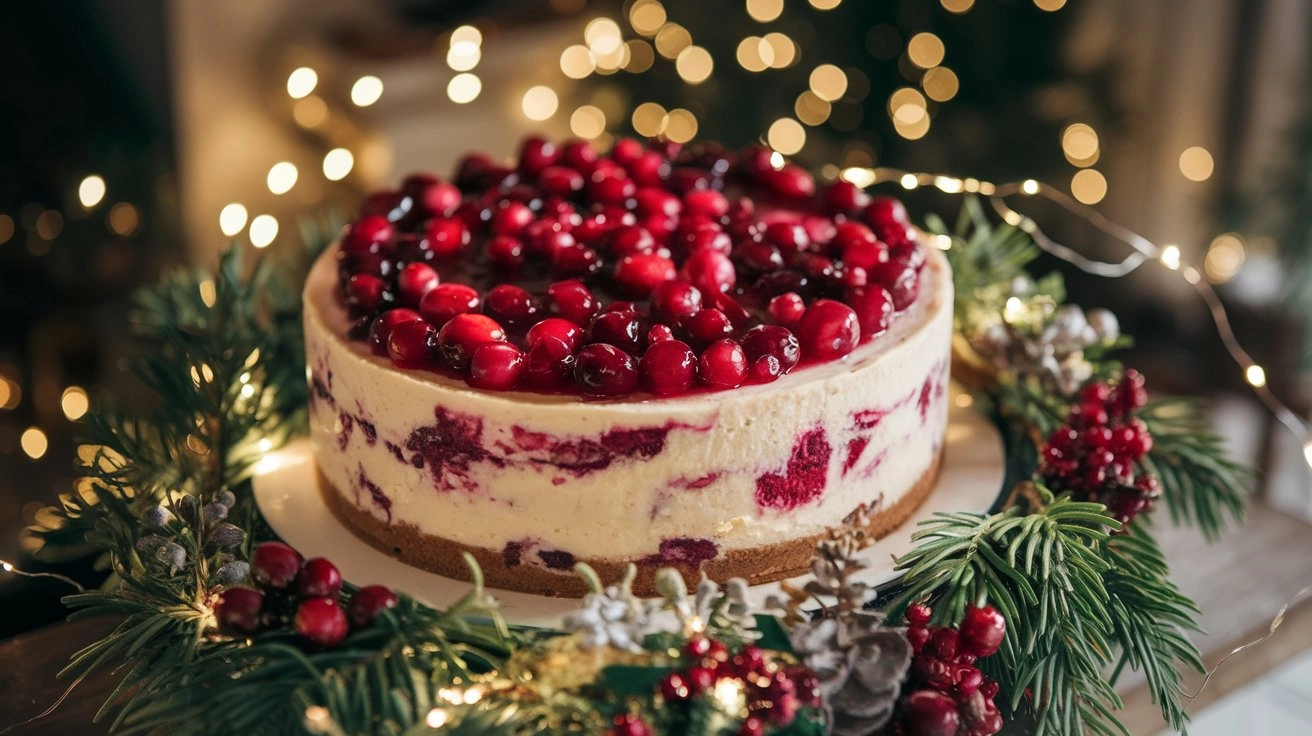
[3, 503, 1310, 735]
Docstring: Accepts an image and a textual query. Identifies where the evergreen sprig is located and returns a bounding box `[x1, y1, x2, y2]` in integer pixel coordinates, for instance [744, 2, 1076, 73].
[1139, 398, 1250, 540]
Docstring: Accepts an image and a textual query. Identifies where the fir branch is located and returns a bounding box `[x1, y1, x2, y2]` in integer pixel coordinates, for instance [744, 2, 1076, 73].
[1138, 398, 1249, 540]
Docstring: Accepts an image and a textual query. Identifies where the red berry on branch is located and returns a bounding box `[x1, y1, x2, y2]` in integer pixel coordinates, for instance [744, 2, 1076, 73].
[959, 605, 1007, 658]
[296, 557, 343, 598]
[251, 542, 303, 590]
[215, 586, 264, 634]
[295, 597, 349, 647]
[348, 584, 399, 626]
[902, 690, 961, 736]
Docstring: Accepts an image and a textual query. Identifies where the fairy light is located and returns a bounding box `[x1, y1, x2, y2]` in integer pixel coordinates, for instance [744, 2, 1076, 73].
[286, 67, 318, 99]
[795, 91, 832, 126]
[809, 64, 848, 102]
[350, 76, 384, 107]
[447, 73, 482, 104]
[425, 708, 449, 728]
[108, 203, 139, 236]
[586, 18, 623, 55]
[900, 173, 919, 190]
[266, 162, 298, 195]
[665, 108, 698, 143]
[78, 175, 106, 208]
[322, 148, 354, 181]
[0, 558, 84, 591]
[921, 66, 959, 102]
[629, 0, 667, 36]
[0, 214, 13, 245]
[942, 0, 975, 12]
[219, 204, 248, 236]
[1062, 123, 1100, 166]
[293, 96, 328, 128]
[675, 45, 713, 84]
[1179, 146, 1215, 181]
[1204, 233, 1246, 283]
[1034, 0, 1067, 10]
[21, 427, 47, 459]
[446, 42, 481, 72]
[560, 44, 596, 78]
[570, 105, 607, 139]
[746, 0, 784, 23]
[451, 25, 482, 46]
[1070, 169, 1107, 205]
[810, 0, 843, 9]
[654, 23, 692, 59]
[713, 677, 746, 711]
[249, 215, 278, 248]
[36, 210, 63, 240]
[907, 32, 946, 69]
[61, 387, 89, 421]
[632, 102, 669, 137]
[737, 36, 771, 72]
[1245, 365, 1267, 388]
[522, 86, 559, 121]
[625, 39, 655, 72]
[0, 377, 19, 409]
[766, 118, 806, 155]
[762, 32, 797, 67]
[1159, 244, 1182, 270]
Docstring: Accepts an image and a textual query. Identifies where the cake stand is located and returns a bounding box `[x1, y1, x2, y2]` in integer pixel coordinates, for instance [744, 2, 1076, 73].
[252, 401, 1005, 628]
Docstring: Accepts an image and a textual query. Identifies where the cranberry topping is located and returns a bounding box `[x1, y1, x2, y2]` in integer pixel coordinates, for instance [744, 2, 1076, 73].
[334, 137, 929, 398]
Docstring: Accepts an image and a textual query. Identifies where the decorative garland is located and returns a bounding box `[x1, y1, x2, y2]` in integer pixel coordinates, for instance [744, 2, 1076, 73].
[24, 198, 1248, 736]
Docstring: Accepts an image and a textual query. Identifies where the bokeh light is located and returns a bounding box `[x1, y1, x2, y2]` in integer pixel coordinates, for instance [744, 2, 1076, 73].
[675, 45, 714, 84]
[61, 386, 89, 421]
[921, 67, 959, 102]
[665, 108, 699, 143]
[907, 33, 946, 69]
[570, 105, 607, 139]
[809, 64, 848, 102]
[447, 73, 482, 104]
[746, 0, 784, 23]
[108, 203, 139, 236]
[767, 118, 806, 155]
[249, 215, 278, 248]
[560, 45, 596, 79]
[219, 203, 248, 236]
[21, 427, 47, 460]
[286, 67, 318, 99]
[1062, 123, 1100, 166]
[1204, 233, 1247, 283]
[629, 0, 667, 36]
[522, 86, 560, 121]
[78, 175, 106, 208]
[266, 162, 298, 195]
[322, 149, 354, 181]
[1070, 169, 1107, 204]
[1179, 146, 1214, 181]
[655, 23, 692, 59]
[632, 102, 669, 137]
[350, 76, 384, 107]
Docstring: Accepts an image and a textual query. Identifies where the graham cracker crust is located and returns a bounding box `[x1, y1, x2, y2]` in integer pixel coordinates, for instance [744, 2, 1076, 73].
[319, 449, 943, 598]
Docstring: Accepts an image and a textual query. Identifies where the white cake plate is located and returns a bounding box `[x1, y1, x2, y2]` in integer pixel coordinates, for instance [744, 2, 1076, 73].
[252, 401, 1004, 628]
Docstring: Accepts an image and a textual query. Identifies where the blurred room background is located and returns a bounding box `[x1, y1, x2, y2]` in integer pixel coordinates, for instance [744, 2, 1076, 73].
[2, 0, 1310, 637]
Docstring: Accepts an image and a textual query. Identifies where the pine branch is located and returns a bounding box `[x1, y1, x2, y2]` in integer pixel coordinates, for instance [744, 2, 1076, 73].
[1138, 398, 1249, 541]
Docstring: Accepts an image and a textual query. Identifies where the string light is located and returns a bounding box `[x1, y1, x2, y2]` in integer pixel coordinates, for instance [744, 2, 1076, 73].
[665, 108, 698, 143]
[921, 66, 959, 102]
[0, 376, 19, 409]
[1062, 123, 1100, 166]
[1070, 169, 1107, 204]
[907, 32, 946, 69]
[629, 0, 667, 36]
[737, 36, 771, 72]
[522, 86, 559, 121]
[286, 67, 318, 99]
[746, 0, 784, 23]
[21, 427, 47, 459]
[763, 32, 797, 67]
[1204, 233, 1246, 283]
[61, 386, 89, 421]
[350, 76, 384, 107]
[219, 204, 248, 237]
[446, 42, 481, 72]
[632, 102, 668, 137]
[675, 45, 713, 84]
[425, 708, 449, 728]
[249, 215, 279, 248]
[570, 105, 607, 139]
[941, 0, 975, 12]
[451, 25, 482, 46]
[809, 64, 848, 102]
[1159, 244, 1182, 270]
[560, 44, 595, 78]
[585, 18, 624, 55]
[1245, 365, 1267, 388]
[0, 558, 84, 591]
[625, 39, 655, 72]
[322, 148, 354, 181]
[447, 73, 482, 104]
[108, 203, 140, 236]
[1179, 146, 1215, 181]
[654, 23, 692, 59]
[795, 91, 832, 125]
[78, 175, 106, 208]
[1034, 0, 1067, 10]
[266, 162, 298, 195]
[766, 118, 806, 155]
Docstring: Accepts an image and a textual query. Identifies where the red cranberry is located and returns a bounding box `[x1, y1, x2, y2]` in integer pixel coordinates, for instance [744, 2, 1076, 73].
[677, 222, 733, 256]
[614, 253, 676, 298]
[648, 324, 675, 343]
[847, 284, 894, 337]
[420, 283, 480, 326]
[611, 137, 644, 165]
[215, 586, 264, 634]
[454, 152, 494, 189]
[469, 342, 526, 390]
[546, 280, 599, 324]
[735, 241, 785, 272]
[959, 605, 1007, 658]
[368, 308, 422, 356]
[764, 220, 810, 253]
[824, 180, 871, 214]
[549, 244, 602, 278]
[863, 195, 910, 229]
[640, 339, 696, 395]
[490, 201, 535, 237]
[295, 598, 349, 647]
[684, 308, 734, 347]
[524, 336, 575, 388]
[388, 319, 439, 365]
[575, 343, 639, 396]
[868, 260, 920, 310]
[524, 219, 575, 258]
[346, 273, 390, 314]
[422, 217, 470, 258]
[681, 249, 736, 294]
[348, 585, 399, 627]
[660, 671, 692, 701]
[750, 354, 782, 382]
[296, 557, 343, 598]
[539, 165, 585, 197]
[797, 299, 860, 359]
[906, 603, 932, 625]
[415, 179, 461, 217]
[760, 163, 815, 198]
[634, 187, 681, 218]
[527, 318, 583, 350]
[683, 189, 729, 219]
[608, 713, 653, 736]
[833, 222, 885, 268]
[589, 167, 636, 205]
[903, 690, 960, 736]
[483, 284, 539, 328]
[768, 293, 807, 325]
[358, 190, 405, 219]
[487, 235, 525, 268]
[698, 339, 747, 389]
[396, 262, 439, 308]
[343, 214, 393, 256]
[651, 280, 703, 322]
[560, 139, 599, 171]
[250, 541, 303, 590]
[438, 314, 507, 369]
[740, 325, 800, 374]
[607, 224, 658, 256]
[587, 311, 643, 355]
[518, 136, 557, 177]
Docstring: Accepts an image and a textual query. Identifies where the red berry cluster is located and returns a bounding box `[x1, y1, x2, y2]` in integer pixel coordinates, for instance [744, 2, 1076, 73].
[897, 604, 1006, 736]
[338, 136, 927, 398]
[1040, 370, 1160, 527]
[213, 541, 398, 647]
[655, 637, 820, 735]
[606, 712, 654, 736]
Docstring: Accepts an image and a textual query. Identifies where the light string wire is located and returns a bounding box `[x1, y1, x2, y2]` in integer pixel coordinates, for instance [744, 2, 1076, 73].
[1185, 585, 1312, 703]
[847, 166, 1312, 472]
[0, 558, 86, 592]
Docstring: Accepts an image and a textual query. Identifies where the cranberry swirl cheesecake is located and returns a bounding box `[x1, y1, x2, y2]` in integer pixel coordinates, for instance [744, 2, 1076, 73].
[304, 138, 952, 596]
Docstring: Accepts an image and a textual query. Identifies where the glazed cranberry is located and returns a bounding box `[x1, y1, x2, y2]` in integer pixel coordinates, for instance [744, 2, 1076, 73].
[559, 139, 599, 171]
[587, 311, 643, 355]
[367, 308, 422, 356]
[647, 324, 675, 343]
[698, 339, 747, 389]
[539, 165, 584, 197]
[634, 187, 682, 219]
[572, 212, 616, 246]
[438, 313, 507, 369]
[764, 220, 810, 253]
[797, 299, 860, 359]
[295, 598, 349, 647]
[607, 225, 657, 257]
[735, 241, 785, 272]
[681, 249, 736, 295]
[869, 261, 920, 310]
[959, 605, 1007, 658]
[768, 293, 807, 325]
[414, 179, 461, 217]
[215, 586, 264, 634]
[296, 557, 343, 598]
[526, 318, 583, 350]
[388, 319, 439, 365]
[863, 195, 910, 230]
[614, 253, 677, 298]
[489, 201, 534, 237]
[752, 270, 810, 299]
[740, 325, 800, 374]
[651, 280, 703, 322]
[640, 339, 697, 396]
[469, 342, 526, 390]
[677, 222, 733, 256]
[589, 168, 636, 205]
[684, 308, 734, 347]
[527, 226, 577, 262]
[487, 235, 525, 268]
[524, 336, 575, 388]
[750, 354, 783, 382]
[546, 280, 599, 324]
[348, 585, 399, 627]
[518, 136, 557, 177]
[847, 284, 894, 337]
[251, 541, 303, 590]
[668, 166, 710, 194]
[833, 222, 885, 269]
[574, 343, 639, 397]
[420, 283, 480, 326]
[396, 262, 439, 308]
[423, 217, 470, 258]
[738, 145, 775, 179]
[683, 189, 729, 219]
[823, 179, 871, 214]
[358, 190, 405, 220]
[760, 163, 815, 199]
[343, 214, 394, 256]
[550, 243, 602, 278]
[483, 284, 539, 328]
[611, 137, 644, 166]
[902, 690, 960, 736]
[346, 273, 390, 314]
[843, 266, 869, 288]
[454, 152, 495, 189]
[630, 151, 671, 187]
